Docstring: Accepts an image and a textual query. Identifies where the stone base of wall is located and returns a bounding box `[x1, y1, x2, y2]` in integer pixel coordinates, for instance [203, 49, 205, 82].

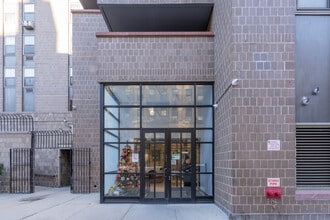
[216, 202, 330, 220]
[34, 174, 59, 187]
[0, 173, 9, 193]
[229, 214, 330, 220]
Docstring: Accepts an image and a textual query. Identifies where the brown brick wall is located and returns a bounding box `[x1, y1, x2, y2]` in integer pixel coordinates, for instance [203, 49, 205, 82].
[72, 9, 214, 192]
[72, 2, 330, 218]
[96, 35, 214, 82]
[35, 0, 70, 112]
[212, 0, 235, 215]
[228, 0, 297, 216]
[72, 11, 108, 192]
[213, 0, 330, 218]
[34, 149, 60, 187]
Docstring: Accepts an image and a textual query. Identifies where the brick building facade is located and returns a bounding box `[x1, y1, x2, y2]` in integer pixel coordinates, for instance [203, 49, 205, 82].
[1, 0, 330, 219]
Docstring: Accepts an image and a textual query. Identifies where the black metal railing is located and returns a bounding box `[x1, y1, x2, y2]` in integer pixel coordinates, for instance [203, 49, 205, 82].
[71, 148, 91, 193]
[0, 114, 34, 133]
[10, 148, 34, 193]
[32, 130, 73, 149]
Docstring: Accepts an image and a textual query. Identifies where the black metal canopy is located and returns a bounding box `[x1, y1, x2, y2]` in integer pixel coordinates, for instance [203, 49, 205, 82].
[98, 4, 213, 32]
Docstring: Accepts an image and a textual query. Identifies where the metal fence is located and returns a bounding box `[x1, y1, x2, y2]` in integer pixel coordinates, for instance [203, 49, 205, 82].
[10, 148, 34, 193]
[32, 130, 73, 149]
[71, 148, 91, 193]
[0, 114, 34, 133]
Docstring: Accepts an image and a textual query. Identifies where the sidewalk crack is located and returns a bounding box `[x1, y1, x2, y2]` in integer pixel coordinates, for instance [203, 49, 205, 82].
[120, 204, 133, 220]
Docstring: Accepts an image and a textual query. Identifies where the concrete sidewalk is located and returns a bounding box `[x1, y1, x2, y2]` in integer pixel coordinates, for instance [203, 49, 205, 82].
[0, 187, 229, 220]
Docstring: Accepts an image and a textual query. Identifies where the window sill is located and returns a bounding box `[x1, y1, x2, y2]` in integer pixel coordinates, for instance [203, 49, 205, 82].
[296, 189, 330, 200]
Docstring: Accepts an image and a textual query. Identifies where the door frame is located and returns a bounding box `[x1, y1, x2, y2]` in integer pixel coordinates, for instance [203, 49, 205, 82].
[141, 128, 196, 203]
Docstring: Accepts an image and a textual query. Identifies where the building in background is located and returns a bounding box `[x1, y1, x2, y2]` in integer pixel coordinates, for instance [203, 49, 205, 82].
[0, 0, 80, 191]
[1, 0, 330, 218]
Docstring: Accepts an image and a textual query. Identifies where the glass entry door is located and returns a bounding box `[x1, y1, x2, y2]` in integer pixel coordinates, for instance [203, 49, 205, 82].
[142, 129, 195, 203]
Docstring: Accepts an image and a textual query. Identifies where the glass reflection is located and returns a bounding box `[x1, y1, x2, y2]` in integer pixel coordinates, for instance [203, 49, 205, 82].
[196, 107, 213, 128]
[143, 107, 194, 128]
[105, 85, 140, 106]
[197, 144, 213, 173]
[104, 107, 140, 128]
[196, 130, 213, 142]
[104, 130, 140, 143]
[196, 85, 213, 105]
[143, 85, 194, 105]
[196, 174, 213, 196]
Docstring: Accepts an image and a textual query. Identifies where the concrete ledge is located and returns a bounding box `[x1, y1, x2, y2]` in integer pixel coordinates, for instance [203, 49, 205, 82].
[96, 32, 215, 38]
[296, 189, 330, 200]
[71, 9, 100, 14]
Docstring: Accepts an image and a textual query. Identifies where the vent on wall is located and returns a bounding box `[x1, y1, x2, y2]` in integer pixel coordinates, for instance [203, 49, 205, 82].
[296, 124, 330, 187]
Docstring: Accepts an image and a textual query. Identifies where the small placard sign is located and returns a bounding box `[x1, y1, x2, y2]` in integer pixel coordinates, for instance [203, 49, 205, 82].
[132, 153, 139, 163]
[267, 140, 280, 151]
[267, 178, 280, 187]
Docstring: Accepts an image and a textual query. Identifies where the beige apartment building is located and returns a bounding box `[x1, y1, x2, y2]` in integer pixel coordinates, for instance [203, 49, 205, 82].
[1, 0, 330, 219]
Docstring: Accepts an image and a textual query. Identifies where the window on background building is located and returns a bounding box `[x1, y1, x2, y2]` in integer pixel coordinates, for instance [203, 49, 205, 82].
[23, 35, 35, 55]
[23, 3, 35, 34]
[4, 69, 16, 112]
[297, 0, 330, 8]
[23, 55, 35, 67]
[68, 56, 73, 111]
[22, 2, 35, 112]
[23, 68, 35, 112]
[4, 36, 16, 67]
[4, 37, 16, 112]
[24, 3, 34, 14]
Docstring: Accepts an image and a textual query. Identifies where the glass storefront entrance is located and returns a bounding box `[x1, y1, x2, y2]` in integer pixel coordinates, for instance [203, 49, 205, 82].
[142, 130, 194, 202]
[101, 83, 214, 203]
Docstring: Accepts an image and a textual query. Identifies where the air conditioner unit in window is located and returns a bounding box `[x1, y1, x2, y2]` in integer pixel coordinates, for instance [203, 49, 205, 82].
[23, 20, 34, 30]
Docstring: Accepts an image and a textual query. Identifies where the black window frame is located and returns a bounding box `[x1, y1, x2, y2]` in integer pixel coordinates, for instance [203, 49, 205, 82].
[100, 82, 214, 204]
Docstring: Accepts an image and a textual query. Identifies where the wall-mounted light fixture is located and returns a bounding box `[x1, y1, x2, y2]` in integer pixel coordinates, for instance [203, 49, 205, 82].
[213, 79, 239, 108]
[301, 96, 311, 106]
[312, 87, 320, 95]
[231, 79, 239, 86]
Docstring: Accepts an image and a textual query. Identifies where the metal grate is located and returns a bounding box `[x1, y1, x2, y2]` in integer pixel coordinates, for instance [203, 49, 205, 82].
[32, 130, 73, 149]
[296, 124, 330, 187]
[10, 148, 34, 193]
[71, 148, 90, 193]
[0, 113, 34, 132]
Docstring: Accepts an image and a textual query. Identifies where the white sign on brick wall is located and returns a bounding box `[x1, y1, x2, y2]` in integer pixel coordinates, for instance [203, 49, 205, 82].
[267, 178, 281, 187]
[267, 140, 281, 151]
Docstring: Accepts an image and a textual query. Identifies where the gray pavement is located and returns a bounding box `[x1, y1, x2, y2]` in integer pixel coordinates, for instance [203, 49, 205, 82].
[0, 186, 229, 220]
